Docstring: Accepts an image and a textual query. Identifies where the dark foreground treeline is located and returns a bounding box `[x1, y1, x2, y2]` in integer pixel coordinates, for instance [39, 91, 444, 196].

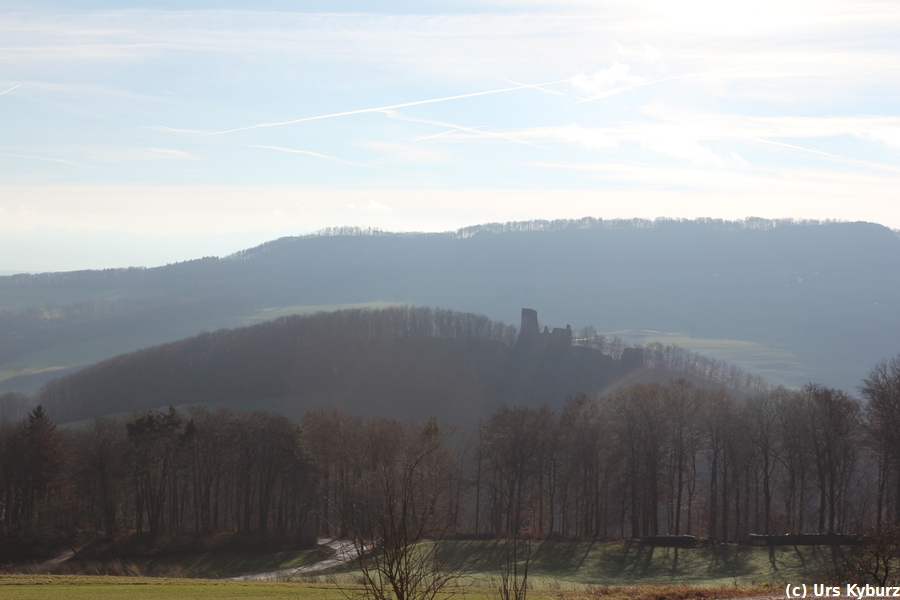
[3, 358, 900, 561]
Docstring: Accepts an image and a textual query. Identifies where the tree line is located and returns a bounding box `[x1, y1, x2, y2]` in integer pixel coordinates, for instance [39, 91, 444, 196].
[3, 356, 900, 561]
[0, 406, 313, 560]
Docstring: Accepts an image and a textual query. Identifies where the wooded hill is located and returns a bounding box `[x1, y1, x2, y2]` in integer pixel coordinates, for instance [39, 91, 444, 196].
[3, 217, 900, 393]
[29, 306, 646, 425]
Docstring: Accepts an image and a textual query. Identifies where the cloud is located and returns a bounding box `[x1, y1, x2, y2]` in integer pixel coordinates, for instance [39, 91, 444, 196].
[634, 110, 900, 172]
[864, 129, 900, 149]
[356, 142, 453, 169]
[348, 199, 392, 213]
[0, 153, 80, 166]
[612, 42, 661, 63]
[639, 136, 743, 167]
[386, 111, 543, 148]
[147, 148, 198, 161]
[514, 125, 618, 150]
[739, 137, 900, 174]
[571, 63, 644, 96]
[251, 145, 372, 168]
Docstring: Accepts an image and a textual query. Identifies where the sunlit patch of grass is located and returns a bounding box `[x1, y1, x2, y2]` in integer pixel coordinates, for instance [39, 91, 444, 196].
[47, 547, 327, 579]
[615, 330, 813, 384]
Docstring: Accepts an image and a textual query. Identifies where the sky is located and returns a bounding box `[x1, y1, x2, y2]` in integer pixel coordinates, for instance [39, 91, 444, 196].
[2, 0, 900, 271]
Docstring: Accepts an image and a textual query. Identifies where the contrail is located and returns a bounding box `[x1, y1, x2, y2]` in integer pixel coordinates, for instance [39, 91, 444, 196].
[251, 145, 374, 168]
[741, 136, 900, 174]
[200, 78, 571, 136]
[665, 114, 900, 174]
[577, 54, 843, 103]
[0, 84, 20, 97]
[502, 78, 567, 97]
[388, 111, 545, 148]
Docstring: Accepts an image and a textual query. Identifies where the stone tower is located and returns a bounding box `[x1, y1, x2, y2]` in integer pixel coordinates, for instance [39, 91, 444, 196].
[518, 308, 540, 345]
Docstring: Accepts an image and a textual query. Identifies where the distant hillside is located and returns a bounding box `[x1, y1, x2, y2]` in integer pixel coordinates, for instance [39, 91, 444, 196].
[35, 306, 650, 424]
[3, 217, 899, 393]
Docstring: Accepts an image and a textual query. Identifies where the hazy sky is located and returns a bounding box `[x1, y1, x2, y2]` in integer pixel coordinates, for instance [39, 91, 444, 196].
[2, 0, 900, 270]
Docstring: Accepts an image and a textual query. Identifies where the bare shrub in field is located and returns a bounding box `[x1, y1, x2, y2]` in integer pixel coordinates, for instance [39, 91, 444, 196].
[339, 418, 469, 600]
[830, 526, 900, 586]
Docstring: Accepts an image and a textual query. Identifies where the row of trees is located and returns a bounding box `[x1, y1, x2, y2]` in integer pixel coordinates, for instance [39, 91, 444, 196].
[3, 357, 900, 560]
[472, 383, 864, 541]
[0, 406, 313, 557]
[304, 362, 900, 543]
[451, 217, 839, 238]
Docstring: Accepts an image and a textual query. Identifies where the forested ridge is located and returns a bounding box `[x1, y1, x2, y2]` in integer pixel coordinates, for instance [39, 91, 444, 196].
[7, 306, 765, 426]
[3, 355, 900, 563]
[2, 217, 900, 393]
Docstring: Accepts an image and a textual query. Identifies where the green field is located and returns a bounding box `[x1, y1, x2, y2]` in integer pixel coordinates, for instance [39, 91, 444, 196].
[442, 541, 835, 588]
[0, 539, 837, 599]
[36, 540, 841, 586]
[616, 330, 813, 385]
[0, 578, 347, 599]
[0, 577, 772, 600]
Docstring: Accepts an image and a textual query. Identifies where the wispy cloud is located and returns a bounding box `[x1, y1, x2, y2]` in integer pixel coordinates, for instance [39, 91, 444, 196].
[571, 63, 644, 97]
[348, 199, 392, 213]
[251, 145, 373, 168]
[412, 126, 486, 143]
[576, 54, 844, 103]
[147, 125, 209, 135]
[639, 112, 900, 173]
[864, 129, 900, 150]
[0, 153, 80, 166]
[740, 137, 900, 174]
[147, 148, 198, 161]
[386, 111, 545, 148]
[0, 84, 20, 97]
[512, 125, 618, 150]
[640, 136, 744, 167]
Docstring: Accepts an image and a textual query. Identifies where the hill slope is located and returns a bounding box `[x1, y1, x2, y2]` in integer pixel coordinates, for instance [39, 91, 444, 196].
[3, 218, 899, 393]
[36, 306, 640, 424]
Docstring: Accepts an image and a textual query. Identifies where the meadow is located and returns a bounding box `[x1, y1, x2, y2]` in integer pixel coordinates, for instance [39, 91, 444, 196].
[0, 576, 775, 600]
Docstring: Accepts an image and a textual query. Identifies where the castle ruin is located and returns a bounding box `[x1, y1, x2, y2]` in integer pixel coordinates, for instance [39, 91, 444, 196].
[516, 308, 572, 348]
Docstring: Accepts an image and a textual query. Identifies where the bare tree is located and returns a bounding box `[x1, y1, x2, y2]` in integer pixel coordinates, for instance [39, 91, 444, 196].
[342, 418, 464, 600]
[745, 387, 786, 535]
[495, 533, 532, 600]
[860, 356, 900, 529]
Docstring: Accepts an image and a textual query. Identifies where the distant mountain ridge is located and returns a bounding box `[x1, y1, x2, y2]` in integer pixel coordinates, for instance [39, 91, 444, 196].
[2, 217, 899, 393]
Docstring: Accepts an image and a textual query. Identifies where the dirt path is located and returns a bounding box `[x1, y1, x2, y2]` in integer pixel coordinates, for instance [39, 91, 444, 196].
[228, 537, 358, 581]
[31, 550, 75, 573]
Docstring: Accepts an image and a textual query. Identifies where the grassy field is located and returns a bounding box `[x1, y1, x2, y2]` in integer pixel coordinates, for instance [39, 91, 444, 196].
[614, 330, 812, 385]
[50, 547, 327, 579]
[0, 539, 829, 598]
[36, 539, 839, 586]
[426, 541, 835, 588]
[0, 576, 773, 600]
